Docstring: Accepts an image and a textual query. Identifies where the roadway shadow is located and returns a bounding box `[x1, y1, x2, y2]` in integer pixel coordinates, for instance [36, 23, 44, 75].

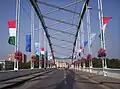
[99, 81, 120, 84]
[74, 80, 98, 84]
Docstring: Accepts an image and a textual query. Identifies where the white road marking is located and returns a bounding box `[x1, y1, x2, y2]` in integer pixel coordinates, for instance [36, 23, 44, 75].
[65, 80, 67, 84]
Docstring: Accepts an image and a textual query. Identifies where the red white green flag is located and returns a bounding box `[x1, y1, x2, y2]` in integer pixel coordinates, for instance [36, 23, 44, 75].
[102, 17, 112, 33]
[8, 20, 16, 45]
[41, 47, 44, 55]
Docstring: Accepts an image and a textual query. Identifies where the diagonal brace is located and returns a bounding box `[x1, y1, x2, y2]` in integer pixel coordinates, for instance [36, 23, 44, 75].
[43, 15, 77, 26]
[37, 0, 80, 15]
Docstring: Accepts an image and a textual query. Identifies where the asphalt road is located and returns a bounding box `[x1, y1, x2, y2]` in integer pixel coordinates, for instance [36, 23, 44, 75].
[10, 68, 110, 89]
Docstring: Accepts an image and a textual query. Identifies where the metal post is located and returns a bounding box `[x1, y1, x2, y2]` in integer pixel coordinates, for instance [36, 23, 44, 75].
[46, 34, 48, 68]
[100, 0, 107, 69]
[31, 6, 34, 69]
[14, 0, 20, 70]
[78, 29, 81, 70]
[44, 32, 46, 68]
[98, 0, 107, 76]
[81, 20, 85, 69]
[39, 22, 41, 69]
[86, 5, 93, 73]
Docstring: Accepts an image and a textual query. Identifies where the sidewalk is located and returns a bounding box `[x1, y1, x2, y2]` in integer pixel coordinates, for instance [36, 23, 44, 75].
[72, 69, 120, 89]
[0, 69, 55, 89]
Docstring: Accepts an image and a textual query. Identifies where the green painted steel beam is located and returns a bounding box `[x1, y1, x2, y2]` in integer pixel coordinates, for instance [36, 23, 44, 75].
[72, 0, 89, 59]
[29, 0, 55, 59]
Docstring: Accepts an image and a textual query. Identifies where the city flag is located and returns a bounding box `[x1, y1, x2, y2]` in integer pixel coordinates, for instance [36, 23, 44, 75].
[35, 42, 40, 55]
[25, 35, 31, 52]
[102, 17, 112, 33]
[8, 20, 16, 45]
[90, 33, 96, 47]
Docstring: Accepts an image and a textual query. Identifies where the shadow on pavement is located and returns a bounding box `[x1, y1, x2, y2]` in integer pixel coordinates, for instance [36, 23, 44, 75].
[75, 80, 98, 84]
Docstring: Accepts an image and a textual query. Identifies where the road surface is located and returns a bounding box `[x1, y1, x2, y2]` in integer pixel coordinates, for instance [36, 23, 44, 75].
[11, 68, 111, 89]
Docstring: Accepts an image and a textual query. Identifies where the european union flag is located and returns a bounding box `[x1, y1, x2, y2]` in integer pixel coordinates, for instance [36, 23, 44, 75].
[84, 41, 88, 47]
[25, 35, 31, 52]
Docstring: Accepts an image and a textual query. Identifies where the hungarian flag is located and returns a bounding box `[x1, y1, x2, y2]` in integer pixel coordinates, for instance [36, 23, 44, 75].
[40, 47, 44, 59]
[8, 20, 16, 45]
[102, 17, 112, 33]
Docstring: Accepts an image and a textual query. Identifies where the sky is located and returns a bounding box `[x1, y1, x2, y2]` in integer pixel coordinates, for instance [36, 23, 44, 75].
[0, 0, 120, 60]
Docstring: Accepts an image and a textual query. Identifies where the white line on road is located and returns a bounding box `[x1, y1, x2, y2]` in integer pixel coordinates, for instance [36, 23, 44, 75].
[65, 80, 67, 84]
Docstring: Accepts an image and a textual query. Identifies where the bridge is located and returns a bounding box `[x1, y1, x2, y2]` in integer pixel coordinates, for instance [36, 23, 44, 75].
[0, 0, 120, 89]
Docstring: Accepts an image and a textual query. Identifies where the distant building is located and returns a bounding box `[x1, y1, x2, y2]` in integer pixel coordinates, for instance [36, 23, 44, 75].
[0, 60, 14, 70]
[55, 59, 72, 68]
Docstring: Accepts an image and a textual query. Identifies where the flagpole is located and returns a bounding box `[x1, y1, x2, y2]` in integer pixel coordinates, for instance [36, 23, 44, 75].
[39, 22, 41, 69]
[14, 0, 20, 70]
[100, 0, 107, 69]
[31, 6, 34, 69]
[86, 5, 93, 73]
[44, 32, 46, 68]
[77, 35, 79, 70]
[81, 20, 85, 69]
[41, 25, 44, 68]
[78, 29, 81, 70]
[46, 35, 48, 68]
[98, 0, 107, 76]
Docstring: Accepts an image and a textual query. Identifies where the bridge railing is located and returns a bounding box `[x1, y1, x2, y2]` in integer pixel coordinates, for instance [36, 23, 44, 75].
[84, 67, 120, 78]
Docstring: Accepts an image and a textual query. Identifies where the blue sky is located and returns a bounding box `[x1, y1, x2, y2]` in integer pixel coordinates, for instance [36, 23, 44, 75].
[0, 0, 120, 60]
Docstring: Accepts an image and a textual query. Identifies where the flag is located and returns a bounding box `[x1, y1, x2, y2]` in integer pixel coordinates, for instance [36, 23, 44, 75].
[25, 35, 31, 52]
[48, 53, 50, 60]
[50, 54, 53, 60]
[79, 46, 83, 53]
[8, 20, 16, 45]
[102, 17, 112, 33]
[41, 47, 44, 55]
[90, 33, 96, 47]
[35, 42, 40, 55]
[84, 41, 88, 47]
[40, 47, 44, 59]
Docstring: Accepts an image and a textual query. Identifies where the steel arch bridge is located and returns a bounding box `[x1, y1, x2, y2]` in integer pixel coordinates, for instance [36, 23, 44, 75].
[29, 0, 89, 61]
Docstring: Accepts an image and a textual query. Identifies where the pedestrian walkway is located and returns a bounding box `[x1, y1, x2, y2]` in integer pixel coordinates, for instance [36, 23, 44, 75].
[73, 69, 120, 89]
